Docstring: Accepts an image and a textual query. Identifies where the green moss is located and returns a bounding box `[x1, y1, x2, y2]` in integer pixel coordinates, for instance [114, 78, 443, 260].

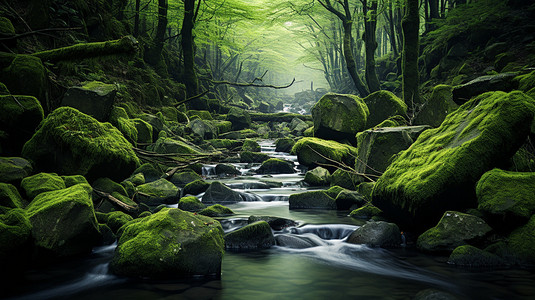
[138, 211, 152, 218]
[226, 107, 251, 130]
[373, 115, 407, 129]
[110, 208, 225, 278]
[198, 204, 234, 217]
[21, 172, 66, 200]
[0, 95, 45, 153]
[148, 137, 206, 156]
[212, 120, 232, 134]
[0, 55, 47, 106]
[372, 91, 535, 229]
[0, 17, 15, 35]
[0, 82, 9, 95]
[22, 107, 140, 181]
[476, 169, 535, 221]
[363, 90, 408, 128]
[0, 183, 24, 208]
[289, 190, 336, 210]
[187, 110, 213, 120]
[0, 157, 32, 183]
[356, 182, 375, 201]
[178, 196, 206, 212]
[170, 171, 202, 187]
[0, 208, 32, 258]
[257, 158, 295, 174]
[183, 179, 209, 196]
[207, 139, 242, 150]
[135, 179, 179, 205]
[126, 173, 145, 186]
[132, 118, 153, 144]
[240, 151, 269, 163]
[507, 215, 535, 264]
[414, 85, 458, 127]
[275, 138, 295, 152]
[242, 139, 260, 152]
[93, 177, 128, 196]
[62, 175, 89, 187]
[330, 169, 358, 190]
[224, 221, 275, 249]
[349, 204, 382, 219]
[106, 211, 133, 233]
[291, 137, 358, 169]
[448, 245, 504, 267]
[160, 107, 179, 122]
[304, 167, 331, 186]
[133, 163, 163, 182]
[303, 126, 314, 137]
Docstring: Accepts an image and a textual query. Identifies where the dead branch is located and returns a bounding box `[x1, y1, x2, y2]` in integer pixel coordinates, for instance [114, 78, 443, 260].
[93, 189, 137, 212]
[174, 90, 209, 107]
[212, 78, 297, 89]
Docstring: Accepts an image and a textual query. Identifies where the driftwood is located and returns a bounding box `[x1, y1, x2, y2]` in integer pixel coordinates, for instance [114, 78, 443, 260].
[93, 189, 137, 212]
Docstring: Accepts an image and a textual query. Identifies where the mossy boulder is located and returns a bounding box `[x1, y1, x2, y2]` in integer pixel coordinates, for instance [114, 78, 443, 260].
[349, 204, 382, 219]
[447, 245, 504, 267]
[207, 139, 242, 150]
[372, 91, 535, 230]
[226, 107, 251, 131]
[21, 172, 65, 200]
[178, 196, 206, 212]
[109, 208, 225, 278]
[224, 221, 275, 250]
[335, 190, 367, 210]
[212, 120, 232, 134]
[414, 85, 459, 127]
[132, 118, 153, 144]
[148, 137, 205, 155]
[189, 119, 217, 140]
[291, 137, 358, 171]
[346, 221, 401, 248]
[0, 55, 47, 110]
[0, 183, 24, 208]
[241, 139, 260, 152]
[239, 151, 269, 163]
[0, 157, 32, 183]
[504, 214, 535, 265]
[289, 117, 309, 135]
[0, 208, 32, 271]
[452, 73, 518, 105]
[0, 95, 44, 154]
[289, 190, 336, 210]
[355, 126, 430, 180]
[26, 184, 100, 257]
[187, 110, 213, 120]
[417, 211, 492, 253]
[0, 17, 15, 36]
[61, 81, 117, 122]
[476, 169, 535, 226]
[106, 211, 133, 233]
[356, 182, 375, 201]
[182, 179, 209, 196]
[22, 107, 140, 181]
[330, 169, 359, 190]
[135, 179, 179, 206]
[170, 170, 202, 187]
[62, 175, 89, 187]
[219, 129, 259, 139]
[215, 163, 241, 176]
[256, 158, 295, 174]
[311, 93, 369, 142]
[248, 216, 297, 231]
[133, 163, 163, 183]
[362, 90, 408, 128]
[275, 138, 295, 153]
[304, 167, 331, 186]
[125, 172, 145, 186]
[198, 204, 234, 217]
[201, 182, 244, 204]
[92, 177, 136, 211]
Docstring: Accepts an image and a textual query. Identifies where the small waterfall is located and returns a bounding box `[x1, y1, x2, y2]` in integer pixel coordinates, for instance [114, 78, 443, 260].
[287, 224, 359, 240]
[202, 165, 216, 176]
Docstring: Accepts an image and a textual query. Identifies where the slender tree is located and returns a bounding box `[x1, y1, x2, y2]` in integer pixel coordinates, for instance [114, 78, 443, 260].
[401, 0, 420, 104]
[182, 0, 200, 98]
[361, 0, 381, 92]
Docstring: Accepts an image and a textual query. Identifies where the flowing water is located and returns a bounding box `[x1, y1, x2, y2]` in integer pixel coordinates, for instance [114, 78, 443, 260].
[6, 140, 535, 299]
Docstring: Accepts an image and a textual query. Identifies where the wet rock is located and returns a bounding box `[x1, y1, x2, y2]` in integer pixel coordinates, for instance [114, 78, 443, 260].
[304, 167, 331, 186]
[178, 196, 206, 212]
[256, 158, 295, 174]
[202, 181, 244, 204]
[413, 289, 460, 300]
[240, 151, 269, 163]
[275, 234, 318, 249]
[275, 138, 295, 152]
[26, 184, 100, 257]
[248, 216, 298, 231]
[452, 73, 518, 105]
[21, 107, 140, 181]
[0, 183, 24, 208]
[215, 163, 241, 176]
[110, 208, 224, 278]
[362, 90, 407, 128]
[92, 177, 137, 212]
[373, 91, 535, 230]
[226, 107, 251, 130]
[135, 179, 179, 205]
[291, 137, 358, 171]
[0, 157, 32, 183]
[289, 190, 336, 210]
[182, 179, 209, 196]
[61, 81, 117, 121]
[414, 85, 458, 127]
[0, 95, 44, 154]
[241, 139, 260, 152]
[189, 118, 217, 140]
[448, 245, 504, 267]
[21, 172, 65, 200]
[335, 190, 366, 210]
[417, 211, 492, 253]
[346, 221, 401, 248]
[170, 170, 202, 187]
[311, 93, 369, 142]
[198, 204, 234, 217]
[225, 221, 275, 250]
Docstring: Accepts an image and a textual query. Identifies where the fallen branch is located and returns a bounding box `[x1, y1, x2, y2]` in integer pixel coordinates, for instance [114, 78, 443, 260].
[212, 78, 297, 89]
[93, 189, 137, 212]
[174, 90, 209, 107]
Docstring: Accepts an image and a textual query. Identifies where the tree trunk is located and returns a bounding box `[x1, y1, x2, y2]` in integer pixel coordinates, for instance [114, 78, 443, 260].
[134, 0, 141, 37]
[427, 0, 440, 31]
[343, 21, 369, 97]
[401, 0, 420, 105]
[181, 0, 198, 98]
[387, 2, 398, 57]
[362, 0, 381, 93]
[146, 0, 168, 74]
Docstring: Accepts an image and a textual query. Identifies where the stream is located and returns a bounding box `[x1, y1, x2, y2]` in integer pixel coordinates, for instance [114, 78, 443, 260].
[7, 140, 535, 299]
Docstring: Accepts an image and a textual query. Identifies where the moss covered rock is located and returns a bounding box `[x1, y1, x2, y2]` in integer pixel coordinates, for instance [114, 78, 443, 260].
[169, 170, 202, 188]
[106, 210, 133, 233]
[447, 245, 504, 267]
[62, 175, 89, 187]
[198, 204, 234, 217]
[187, 110, 213, 120]
[248, 216, 297, 231]
[505, 214, 535, 265]
[135, 179, 179, 206]
[275, 138, 295, 153]
[26, 184, 100, 257]
[22, 107, 140, 181]
[132, 118, 153, 144]
[189, 119, 217, 140]
[148, 136, 205, 155]
[0, 208, 32, 271]
[225, 221, 275, 250]
[183, 179, 209, 196]
[414, 85, 459, 127]
[207, 139, 242, 150]
[417, 211, 491, 253]
[241, 139, 260, 152]
[61, 81, 117, 122]
[178, 196, 206, 212]
[304, 167, 331, 186]
[330, 169, 359, 190]
[452, 73, 518, 105]
[291, 137, 358, 170]
[212, 120, 232, 134]
[202, 182, 243, 204]
[21, 172, 65, 200]
[256, 158, 295, 174]
[219, 129, 259, 140]
[0, 157, 32, 183]
[109, 208, 224, 278]
[215, 163, 240, 176]
[373, 91, 535, 230]
[363, 90, 408, 128]
[311, 93, 369, 142]
[226, 107, 251, 131]
[0, 55, 47, 110]
[289, 190, 336, 210]
[346, 221, 401, 248]
[133, 163, 163, 183]
[239, 151, 269, 163]
[335, 190, 366, 210]
[476, 169, 535, 225]
[0, 95, 44, 154]
[349, 204, 382, 219]
[0, 183, 24, 209]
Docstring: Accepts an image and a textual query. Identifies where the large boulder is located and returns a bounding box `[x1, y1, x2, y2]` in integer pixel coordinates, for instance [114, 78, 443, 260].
[256, 158, 295, 174]
[335, 190, 367, 210]
[0, 183, 24, 208]
[372, 91, 535, 230]
[304, 167, 331, 186]
[226, 107, 251, 131]
[110, 208, 224, 278]
[0, 157, 32, 183]
[148, 136, 205, 155]
[476, 169, 535, 226]
[362, 90, 407, 128]
[311, 93, 369, 142]
[346, 221, 401, 248]
[177, 196, 206, 212]
[291, 137, 358, 171]
[289, 117, 309, 135]
[414, 85, 459, 127]
[248, 216, 298, 231]
[452, 73, 518, 105]
[26, 184, 100, 257]
[239, 151, 269, 163]
[201, 182, 262, 204]
[22, 107, 140, 181]
[0, 208, 32, 272]
[170, 170, 202, 187]
[189, 118, 217, 140]
[224, 221, 275, 250]
[355, 126, 430, 179]
[182, 179, 209, 196]
[417, 211, 492, 253]
[198, 204, 234, 217]
[448, 245, 504, 267]
[21, 172, 65, 200]
[61, 81, 117, 122]
[275, 138, 295, 152]
[0, 95, 44, 154]
[505, 214, 535, 264]
[135, 179, 179, 206]
[289, 190, 336, 210]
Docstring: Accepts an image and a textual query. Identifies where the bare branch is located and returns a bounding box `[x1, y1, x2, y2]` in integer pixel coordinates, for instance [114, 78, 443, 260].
[212, 78, 297, 89]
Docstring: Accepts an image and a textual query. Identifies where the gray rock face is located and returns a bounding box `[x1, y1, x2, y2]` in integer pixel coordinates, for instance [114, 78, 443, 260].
[452, 73, 518, 105]
[346, 221, 401, 248]
[61, 81, 117, 121]
[225, 221, 275, 249]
